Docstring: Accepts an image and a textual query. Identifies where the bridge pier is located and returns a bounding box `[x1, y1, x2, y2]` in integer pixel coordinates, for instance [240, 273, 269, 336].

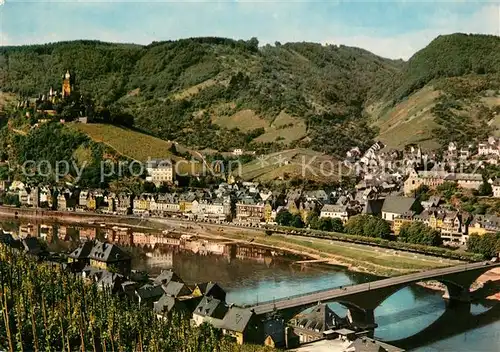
[442, 285, 471, 303]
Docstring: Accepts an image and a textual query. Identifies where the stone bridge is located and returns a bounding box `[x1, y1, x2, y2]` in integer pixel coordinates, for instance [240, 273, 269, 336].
[249, 261, 500, 330]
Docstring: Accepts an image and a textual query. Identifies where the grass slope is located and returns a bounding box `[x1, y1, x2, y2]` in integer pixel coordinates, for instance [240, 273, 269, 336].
[239, 148, 346, 182]
[371, 85, 442, 150]
[70, 123, 176, 161]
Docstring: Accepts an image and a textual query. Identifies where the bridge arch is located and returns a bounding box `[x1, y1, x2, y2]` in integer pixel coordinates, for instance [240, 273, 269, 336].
[252, 262, 500, 334]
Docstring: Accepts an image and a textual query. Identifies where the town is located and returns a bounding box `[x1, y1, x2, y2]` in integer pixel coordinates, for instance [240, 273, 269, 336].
[2, 136, 500, 250]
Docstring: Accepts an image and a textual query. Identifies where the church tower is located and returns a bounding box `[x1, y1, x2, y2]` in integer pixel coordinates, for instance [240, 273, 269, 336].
[62, 70, 72, 98]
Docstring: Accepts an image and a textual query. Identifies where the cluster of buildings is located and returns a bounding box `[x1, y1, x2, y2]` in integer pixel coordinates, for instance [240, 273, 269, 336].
[3, 166, 500, 247]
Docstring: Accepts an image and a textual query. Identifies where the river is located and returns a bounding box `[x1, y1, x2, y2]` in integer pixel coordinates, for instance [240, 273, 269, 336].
[1, 218, 499, 351]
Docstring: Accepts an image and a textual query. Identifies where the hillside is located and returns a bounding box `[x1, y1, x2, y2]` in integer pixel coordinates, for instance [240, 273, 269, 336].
[370, 34, 500, 150]
[238, 148, 346, 183]
[1, 33, 500, 161]
[0, 38, 401, 158]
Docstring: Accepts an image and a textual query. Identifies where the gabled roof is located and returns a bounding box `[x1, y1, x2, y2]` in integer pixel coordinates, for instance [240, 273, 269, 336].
[363, 199, 384, 216]
[193, 296, 226, 318]
[136, 284, 165, 300]
[153, 294, 178, 314]
[222, 307, 254, 332]
[321, 204, 347, 213]
[97, 271, 124, 289]
[294, 304, 340, 333]
[89, 241, 130, 263]
[382, 196, 417, 214]
[346, 338, 388, 352]
[153, 269, 183, 285]
[68, 241, 94, 259]
[162, 281, 192, 298]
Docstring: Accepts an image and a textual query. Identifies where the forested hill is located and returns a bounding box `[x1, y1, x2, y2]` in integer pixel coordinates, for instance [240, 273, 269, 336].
[1, 34, 500, 156]
[372, 33, 500, 150]
[0, 38, 401, 156]
[392, 33, 500, 101]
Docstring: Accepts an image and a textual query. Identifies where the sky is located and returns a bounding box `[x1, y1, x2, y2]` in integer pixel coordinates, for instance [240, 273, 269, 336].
[0, 0, 499, 60]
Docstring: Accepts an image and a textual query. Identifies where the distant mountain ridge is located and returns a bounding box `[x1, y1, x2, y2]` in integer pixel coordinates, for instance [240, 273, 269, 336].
[1, 33, 499, 156]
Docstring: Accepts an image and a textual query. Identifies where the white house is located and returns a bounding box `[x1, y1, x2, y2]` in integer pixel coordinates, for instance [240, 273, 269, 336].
[493, 180, 500, 198]
[146, 159, 174, 186]
[320, 204, 349, 223]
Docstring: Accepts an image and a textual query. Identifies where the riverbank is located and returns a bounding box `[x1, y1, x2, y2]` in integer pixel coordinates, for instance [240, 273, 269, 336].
[150, 218, 463, 277]
[0, 206, 480, 277]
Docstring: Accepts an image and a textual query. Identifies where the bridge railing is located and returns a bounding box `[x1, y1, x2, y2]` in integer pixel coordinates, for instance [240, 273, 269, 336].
[242, 281, 362, 308]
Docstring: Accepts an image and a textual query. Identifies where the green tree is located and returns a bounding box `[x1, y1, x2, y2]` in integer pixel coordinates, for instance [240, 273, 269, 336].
[477, 181, 493, 196]
[415, 184, 431, 202]
[399, 221, 442, 246]
[345, 215, 365, 236]
[467, 232, 500, 258]
[330, 218, 345, 233]
[437, 181, 459, 200]
[312, 217, 344, 233]
[345, 214, 390, 239]
[276, 209, 293, 226]
[291, 214, 305, 228]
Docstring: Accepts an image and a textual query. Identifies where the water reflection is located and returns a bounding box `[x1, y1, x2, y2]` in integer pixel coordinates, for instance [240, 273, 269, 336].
[2, 218, 500, 351]
[375, 286, 445, 341]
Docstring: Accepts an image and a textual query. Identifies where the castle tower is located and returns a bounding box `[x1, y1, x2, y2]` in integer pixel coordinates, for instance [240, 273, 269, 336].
[62, 70, 72, 98]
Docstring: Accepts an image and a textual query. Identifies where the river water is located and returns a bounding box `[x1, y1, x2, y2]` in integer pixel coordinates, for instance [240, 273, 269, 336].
[1, 219, 499, 351]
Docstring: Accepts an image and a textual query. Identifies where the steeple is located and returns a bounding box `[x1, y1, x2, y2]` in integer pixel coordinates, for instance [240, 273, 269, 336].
[62, 70, 72, 98]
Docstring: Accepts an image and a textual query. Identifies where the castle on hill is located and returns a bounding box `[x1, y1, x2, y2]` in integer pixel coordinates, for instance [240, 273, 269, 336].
[40, 69, 73, 105]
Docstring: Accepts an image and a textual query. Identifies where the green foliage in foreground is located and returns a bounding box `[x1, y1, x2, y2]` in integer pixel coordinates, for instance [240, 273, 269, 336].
[0, 246, 272, 352]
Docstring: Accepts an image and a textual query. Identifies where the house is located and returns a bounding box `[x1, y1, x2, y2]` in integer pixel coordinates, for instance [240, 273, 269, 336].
[469, 215, 500, 235]
[220, 307, 264, 345]
[146, 159, 174, 186]
[192, 296, 228, 326]
[304, 190, 329, 202]
[153, 294, 190, 318]
[381, 196, 422, 223]
[320, 204, 349, 223]
[153, 193, 180, 216]
[115, 193, 133, 215]
[153, 269, 183, 286]
[420, 196, 442, 210]
[96, 271, 125, 293]
[133, 193, 154, 216]
[179, 192, 196, 214]
[88, 241, 131, 275]
[493, 179, 500, 198]
[404, 169, 482, 195]
[192, 282, 226, 301]
[235, 198, 265, 223]
[299, 201, 316, 223]
[67, 241, 94, 271]
[135, 284, 165, 308]
[162, 280, 192, 298]
[79, 190, 89, 208]
[393, 211, 416, 235]
[290, 304, 345, 344]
